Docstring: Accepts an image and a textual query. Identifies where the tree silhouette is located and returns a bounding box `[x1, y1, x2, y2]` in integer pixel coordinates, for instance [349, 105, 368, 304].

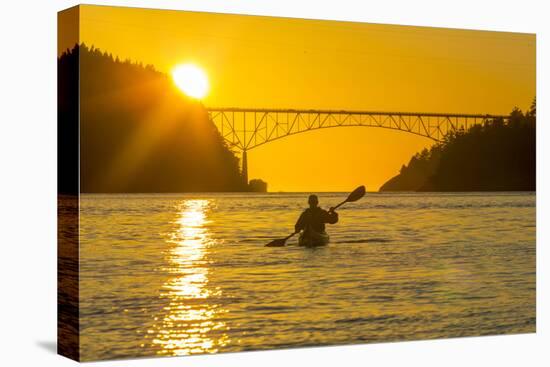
[380, 100, 536, 192]
[58, 44, 249, 193]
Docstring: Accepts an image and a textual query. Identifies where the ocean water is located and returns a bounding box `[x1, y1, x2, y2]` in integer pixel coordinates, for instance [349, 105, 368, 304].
[78, 192, 536, 361]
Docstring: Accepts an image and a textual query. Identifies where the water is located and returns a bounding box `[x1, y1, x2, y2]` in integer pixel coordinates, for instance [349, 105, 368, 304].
[78, 192, 536, 361]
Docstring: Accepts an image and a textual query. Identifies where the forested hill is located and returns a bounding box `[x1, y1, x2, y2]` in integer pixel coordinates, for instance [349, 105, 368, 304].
[59, 44, 247, 193]
[380, 102, 536, 192]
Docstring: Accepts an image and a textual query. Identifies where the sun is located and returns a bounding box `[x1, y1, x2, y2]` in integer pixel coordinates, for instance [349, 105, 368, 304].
[172, 64, 209, 99]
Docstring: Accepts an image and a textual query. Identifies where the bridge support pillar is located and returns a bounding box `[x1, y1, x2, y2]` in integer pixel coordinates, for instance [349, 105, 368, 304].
[241, 149, 248, 187]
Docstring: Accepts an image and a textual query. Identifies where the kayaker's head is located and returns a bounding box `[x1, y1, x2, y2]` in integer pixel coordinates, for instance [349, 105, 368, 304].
[308, 194, 319, 208]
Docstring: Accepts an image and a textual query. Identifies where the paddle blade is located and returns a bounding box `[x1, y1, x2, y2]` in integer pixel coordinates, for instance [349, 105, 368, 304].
[346, 185, 366, 202]
[265, 238, 288, 247]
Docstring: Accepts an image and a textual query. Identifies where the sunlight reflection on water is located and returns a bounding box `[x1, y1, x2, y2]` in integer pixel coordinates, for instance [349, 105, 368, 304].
[150, 199, 229, 356]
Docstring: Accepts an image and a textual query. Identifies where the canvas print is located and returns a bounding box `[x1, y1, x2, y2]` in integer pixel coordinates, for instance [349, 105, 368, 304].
[57, 5, 536, 362]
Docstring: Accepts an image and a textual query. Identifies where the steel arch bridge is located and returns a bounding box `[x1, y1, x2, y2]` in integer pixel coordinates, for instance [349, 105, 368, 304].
[207, 107, 508, 183]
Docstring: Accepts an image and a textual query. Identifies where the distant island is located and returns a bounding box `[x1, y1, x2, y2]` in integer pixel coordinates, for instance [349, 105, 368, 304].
[59, 44, 266, 193]
[248, 179, 268, 192]
[380, 102, 536, 192]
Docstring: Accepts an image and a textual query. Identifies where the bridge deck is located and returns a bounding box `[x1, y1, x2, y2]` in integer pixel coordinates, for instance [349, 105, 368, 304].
[208, 107, 507, 120]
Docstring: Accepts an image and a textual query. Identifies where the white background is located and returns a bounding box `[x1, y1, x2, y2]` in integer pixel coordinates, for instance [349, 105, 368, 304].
[0, 0, 547, 365]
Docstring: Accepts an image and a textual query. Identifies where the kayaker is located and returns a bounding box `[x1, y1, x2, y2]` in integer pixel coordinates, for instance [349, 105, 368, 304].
[295, 194, 338, 235]
[265, 187, 364, 247]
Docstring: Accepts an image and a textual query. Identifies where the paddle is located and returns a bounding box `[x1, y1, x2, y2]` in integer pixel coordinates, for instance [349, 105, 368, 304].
[265, 185, 366, 247]
[331, 185, 366, 211]
[265, 232, 298, 247]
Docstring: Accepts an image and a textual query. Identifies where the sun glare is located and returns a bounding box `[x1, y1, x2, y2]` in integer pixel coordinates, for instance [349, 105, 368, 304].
[172, 64, 209, 99]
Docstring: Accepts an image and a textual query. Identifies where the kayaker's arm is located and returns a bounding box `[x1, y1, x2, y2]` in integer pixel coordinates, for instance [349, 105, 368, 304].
[325, 208, 339, 224]
[295, 211, 306, 232]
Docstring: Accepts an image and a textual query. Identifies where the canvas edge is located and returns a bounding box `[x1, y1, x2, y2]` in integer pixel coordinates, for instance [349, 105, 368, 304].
[57, 4, 81, 362]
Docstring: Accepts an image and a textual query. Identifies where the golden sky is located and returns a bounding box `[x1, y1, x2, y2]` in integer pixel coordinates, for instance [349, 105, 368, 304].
[66, 5, 535, 192]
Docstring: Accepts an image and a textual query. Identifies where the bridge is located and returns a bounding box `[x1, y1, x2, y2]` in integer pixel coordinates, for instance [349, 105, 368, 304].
[207, 107, 508, 184]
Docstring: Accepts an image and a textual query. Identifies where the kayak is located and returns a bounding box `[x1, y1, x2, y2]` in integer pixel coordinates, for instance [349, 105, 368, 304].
[298, 230, 330, 247]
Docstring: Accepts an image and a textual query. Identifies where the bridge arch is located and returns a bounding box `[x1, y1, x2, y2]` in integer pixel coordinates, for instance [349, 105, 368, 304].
[240, 124, 439, 152]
